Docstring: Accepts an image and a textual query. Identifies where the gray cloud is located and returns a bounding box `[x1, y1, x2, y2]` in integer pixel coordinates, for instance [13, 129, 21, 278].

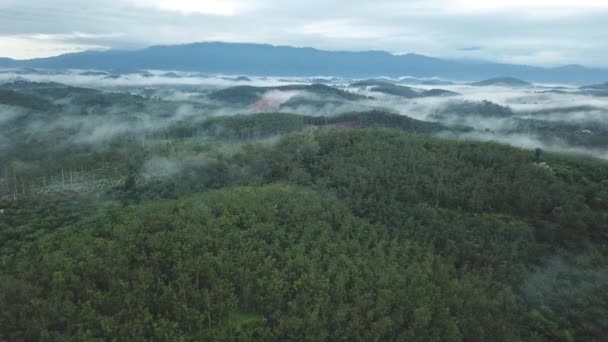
[1, 0, 608, 66]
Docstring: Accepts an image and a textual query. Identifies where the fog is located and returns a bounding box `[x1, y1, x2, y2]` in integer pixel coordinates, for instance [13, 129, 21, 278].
[0, 105, 27, 126]
[1, 68, 607, 163]
[143, 154, 210, 179]
[342, 83, 608, 159]
[0, 69, 318, 90]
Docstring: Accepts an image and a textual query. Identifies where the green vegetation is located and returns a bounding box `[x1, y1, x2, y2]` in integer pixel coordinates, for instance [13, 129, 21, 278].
[471, 77, 531, 87]
[208, 84, 367, 106]
[433, 100, 514, 119]
[509, 118, 608, 149]
[0, 89, 56, 111]
[193, 111, 450, 140]
[581, 82, 608, 90]
[351, 80, 460, 98]
[1, 81, 607, 340]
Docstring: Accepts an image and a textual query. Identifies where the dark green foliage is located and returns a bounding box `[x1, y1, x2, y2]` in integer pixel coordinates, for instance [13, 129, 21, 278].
[315, 110, 452, 133]
[191, 111, 451, 141]
[471, 77, 531, 87]
[0, 194, 115, 255]
[351, 80, 459, 98]
[535, 148, 543, 162]
[71, 91, 149, 109]
[1, 185, 528, 341]
[509, 118, 608, 149]
[580, 82, 608, 90]
[208, 85, 266, 105]
[221, 129, 604, 252]
[1, 83, 607, 341]
[422, 88, 460, 97]
[0, 80, 97, 100]
[369, 84, 421, 98]
[200, 112, 307, 139]
[525, 105, 600, 116]
[208, 84, 367, 106]
[0, 89, 56, 111]
[521, 252, 608, 340]
[2, 127, 607, 340]
[434, 100, 514, 118]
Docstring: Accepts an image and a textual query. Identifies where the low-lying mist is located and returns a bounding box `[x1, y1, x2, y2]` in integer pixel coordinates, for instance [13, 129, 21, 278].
[1, 68, 607, 163]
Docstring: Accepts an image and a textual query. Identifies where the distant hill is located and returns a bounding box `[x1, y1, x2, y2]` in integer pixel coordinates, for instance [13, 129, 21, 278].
[200, 110, 452, 140]
[351, 80, 459, 98]
[0, 80, 66, 90]
[470, 77, 531, 88]
[78, 71, 110, 76]
[0, 58, 17, 68]
[0, 89, 55, 111]
[525, 105, 602, 116]
[581, 82, 608, 90]
[2, 42, 608, 84]
[351, 80, 396, 88]
[208, 84, 367, 108]
[221, 76, 252, 82]
[432, 100, 514, 119]
[0, 80, 97, 99]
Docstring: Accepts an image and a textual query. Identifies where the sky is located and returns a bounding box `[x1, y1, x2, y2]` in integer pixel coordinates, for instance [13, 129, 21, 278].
[0, 0, 607, 67]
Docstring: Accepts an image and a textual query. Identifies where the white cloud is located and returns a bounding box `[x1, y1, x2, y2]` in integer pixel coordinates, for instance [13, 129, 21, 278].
[456, 0, 608, 11]
[22, 32, 124, 41]
[0, 31, 121, 59]
[1, 0, 608, 66]
[127, 0, 240, 16]
[0, 36, 110, 59]
[297, 20, 401, 40]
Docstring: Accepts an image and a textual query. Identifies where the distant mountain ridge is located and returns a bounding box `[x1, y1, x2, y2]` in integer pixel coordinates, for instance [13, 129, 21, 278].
[351, 80, 460, 97]
[581, 82, 608, 90]
[1, 42, 608, 84]
[470, 77, 531, 87]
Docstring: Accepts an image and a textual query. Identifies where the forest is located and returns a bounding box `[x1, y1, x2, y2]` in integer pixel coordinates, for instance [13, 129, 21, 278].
[1, 75, 608, 341]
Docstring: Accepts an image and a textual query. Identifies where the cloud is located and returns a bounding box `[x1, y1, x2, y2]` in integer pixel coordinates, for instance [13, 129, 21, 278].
[22, 32, 124, 41]
[296, 19, 403, 40]
[2, 70, 608, 162]
[1, 0, 608, 67]
[0, 36, 111, 59]
[127, 0, 241, 16]
[455, 0, 608, 11]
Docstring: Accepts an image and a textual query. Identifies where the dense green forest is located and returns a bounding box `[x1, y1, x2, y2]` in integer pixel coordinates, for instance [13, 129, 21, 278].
[350, 80, 460, 98]
[1, 81, 608, 341]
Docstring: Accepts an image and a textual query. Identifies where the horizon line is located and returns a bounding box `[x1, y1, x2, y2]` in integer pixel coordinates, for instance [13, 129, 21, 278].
[1, 41, 604, 71]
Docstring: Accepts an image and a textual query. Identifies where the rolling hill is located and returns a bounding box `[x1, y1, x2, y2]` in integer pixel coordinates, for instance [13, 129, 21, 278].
[581, 82, 608, 90]
[470, 77, 532, 87]
[207, 84, 368, 109]
[351, 80, 459, 98]
[1, 42, 608, 84]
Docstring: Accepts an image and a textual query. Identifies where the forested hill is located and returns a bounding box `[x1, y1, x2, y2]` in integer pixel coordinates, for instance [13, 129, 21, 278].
[1, 78, 607, 341]
[1, 122, 607, 340]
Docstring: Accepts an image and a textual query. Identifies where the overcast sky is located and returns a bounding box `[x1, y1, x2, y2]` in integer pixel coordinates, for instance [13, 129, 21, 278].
[1, 0, 607, 67]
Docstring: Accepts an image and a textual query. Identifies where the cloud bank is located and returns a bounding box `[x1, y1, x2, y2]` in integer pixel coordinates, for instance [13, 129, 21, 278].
[1, 0, 608, 67]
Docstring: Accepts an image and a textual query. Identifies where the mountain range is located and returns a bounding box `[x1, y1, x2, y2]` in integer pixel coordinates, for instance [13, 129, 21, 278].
[1, 42, 607, 84]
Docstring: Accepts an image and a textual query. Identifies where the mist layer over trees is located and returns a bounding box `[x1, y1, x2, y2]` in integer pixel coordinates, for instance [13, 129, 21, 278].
[1, 70, 607, 341]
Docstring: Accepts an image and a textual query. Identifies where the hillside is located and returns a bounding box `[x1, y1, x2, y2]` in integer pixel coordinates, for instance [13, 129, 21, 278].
[470, 77, 532, 87]
[2, 126, 607, 340]
[351, 80, 459, 98]
[0, 89, 56, 111]
[208, 84, 368, 108]
[2, 42, 608, 84]
[581, 82, 608, 90]
[1, 79, 608, 341]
